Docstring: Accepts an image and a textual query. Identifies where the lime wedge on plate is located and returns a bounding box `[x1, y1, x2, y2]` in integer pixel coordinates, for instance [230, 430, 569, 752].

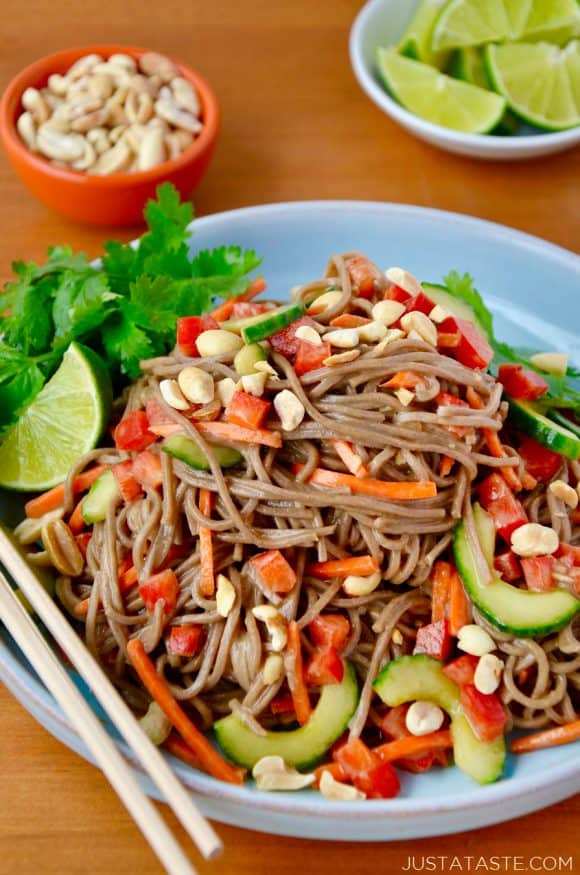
[431, 0, 579, 51]
[450, 47, 491, 89]
[398, 0, 450, 69]
[0, 343, 112, 491]
[377, 49, 506, 134]
[485, 41, 580, 131]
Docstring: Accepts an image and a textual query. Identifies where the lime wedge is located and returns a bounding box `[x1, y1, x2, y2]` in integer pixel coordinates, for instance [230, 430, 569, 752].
[398, 0, 451, 69]
[485, 41, 580, 131]
[0, 343, 112, 491]
[377, 49, 506, 134]
[450, 47, 491, 89]
[431, 0, 579, 51]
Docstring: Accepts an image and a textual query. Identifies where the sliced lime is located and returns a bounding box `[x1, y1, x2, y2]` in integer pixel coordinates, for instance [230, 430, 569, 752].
[398, 0, 451, 69]
[450, 46, 491, 89]
[431, 0, 579, 51]
[0, 343, 112, 491]
[377, 49, 506, 134]
[485, 41, 580, 131]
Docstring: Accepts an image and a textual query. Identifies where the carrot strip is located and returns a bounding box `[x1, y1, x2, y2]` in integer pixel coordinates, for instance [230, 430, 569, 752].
[375, 730, 452, 762]
[439, 455, 455, 477]
[119, 564, 138, 593]
[382, 371, 426, 390]
[127, 638, 245, 784]
[431, 561, 451, 623]
[521, 471, 538, 491]
[333, 439, 368, 478]
[510, 719, 580, 754]
[197, 421, 282, 449]
[329, 314, 371, 329]
[163, 732, 204, 769]
[211, 276, 267, 322]
[73, 598, 90, 618]
[448, 568, 471, 636]
[294, 464, 437, 501]
[285, 621, 312, 726]
[198, 488, 215, 597]
[466, 388, 522, 491]
[25, 465, 107, 518]
[313, 761, 348, 788]
[68, 499, 86, 534]
[306, 555, 379, 579]
[147, 423, 181, 437]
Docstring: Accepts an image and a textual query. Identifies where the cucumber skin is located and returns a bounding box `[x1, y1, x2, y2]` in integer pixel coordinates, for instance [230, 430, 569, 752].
[241, 304, 304, 344]
[507, 398, 580, 460]
[81, 469, 120, 524]
[422, 283, 488, 338]
[162, 435, 242, 471]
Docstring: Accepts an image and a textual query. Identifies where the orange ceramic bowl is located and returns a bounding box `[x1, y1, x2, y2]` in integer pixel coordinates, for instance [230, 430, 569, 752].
[0, 45, 220, 226]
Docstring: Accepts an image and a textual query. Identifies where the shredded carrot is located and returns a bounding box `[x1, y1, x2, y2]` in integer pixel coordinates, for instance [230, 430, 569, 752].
[210, 276, 267, 322]
[68, 499, 86, 534]
[25, 464, 107, 518]
[73, 598, 90, 618]
[431, 561, 451, 623]
[163, 732, 204, 769]
[448, 568, 471, 636]
[517, 666, 532, 686]
[286, 621, 312, 726]
[439, 455, 455, 477]
[119, 564, 138, 592]
[306, 555, 379, 579]
[313, 761, 348, 787]
[198, 488, 215, 597]
[127, 638, 245, 784]
[197, 420, 282, 449]
[333, 439, 368, 478]
[294, 464, 437, 501]
[510, 719, 580, 754]
[147, 423, 181, 437]
[329, 314, 371, 329]
[466, 387, 522, 491]
[375, 730, 452, 762]
[382, 371, 426, 390]
[521, 471, 538, 491]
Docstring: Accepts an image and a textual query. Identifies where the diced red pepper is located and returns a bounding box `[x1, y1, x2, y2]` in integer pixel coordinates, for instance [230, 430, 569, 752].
[294, 340, 331, 376]
[379, 704, 437, 773]
[225, 390, 271, 430]
[494, 550, 522, 582]
[166, 624, 204, 657]
[114, 410, 157, 452]
[556, 543, 580, 567]
[270, 692, 295, 715]
[269, 316, 318, 359]
[231, 301, 269, 318]
[413, 618, 452, 661]
[405, 291, 435, 316]
[304, 646, 344, 686]
[112, 461, 143, 502]
[346, 255, 384, 300]
[176, 315, 219, 357]
[334, 738, 400, 798]
[75, 532, 92, 558]
[436, 391, 468, 408]
[460, 684, 507, 743]
[249, 549, 297, 594]
[521, 556, 555, 592]
[308, 614, 350, 651]
[132, 450, 163, 489]
[138, 569, 179, 615]
[145, 399, 173, 428]
[438, 316, 493, 370]
[517, 437, 562, 483]
[479, 473, 528, 542]
[498, 364, 549, 401]
[384, 285, 411, 304]
[442, 654, 479, 687]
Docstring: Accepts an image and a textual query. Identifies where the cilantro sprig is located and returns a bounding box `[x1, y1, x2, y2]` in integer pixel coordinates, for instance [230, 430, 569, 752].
[0, 184, 262, 435]
[441, 270, 580, 412]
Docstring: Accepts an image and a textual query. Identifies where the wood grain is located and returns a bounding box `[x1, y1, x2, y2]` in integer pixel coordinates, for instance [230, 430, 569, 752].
[0, 0, 578, 871]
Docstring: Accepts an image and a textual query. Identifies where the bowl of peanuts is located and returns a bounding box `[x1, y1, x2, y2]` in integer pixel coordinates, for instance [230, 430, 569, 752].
[0, 45, 219, 225]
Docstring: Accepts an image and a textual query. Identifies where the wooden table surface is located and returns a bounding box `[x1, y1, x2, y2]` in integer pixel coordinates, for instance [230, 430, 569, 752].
[0, 1, 578, 872]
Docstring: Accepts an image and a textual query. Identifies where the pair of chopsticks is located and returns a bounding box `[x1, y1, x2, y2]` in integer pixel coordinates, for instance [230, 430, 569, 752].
[0, 526, 223, 875]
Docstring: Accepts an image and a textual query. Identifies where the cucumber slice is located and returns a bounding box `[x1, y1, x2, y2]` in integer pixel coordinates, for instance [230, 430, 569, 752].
[214, 661, 359, 770]
[162, 435, 242, 470]
[234, 343, 267, 376]
[82, 469, 120, 524]
[508, 398, 580, 461]
[422, 282, 489, 337]
[453, 504, 579, 637]
[223, 304, 305, 344]
[548, 410, 580, 441]
[373, 654, 505, 785]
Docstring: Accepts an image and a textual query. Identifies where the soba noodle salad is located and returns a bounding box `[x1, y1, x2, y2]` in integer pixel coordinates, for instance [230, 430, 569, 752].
[18, 252, 580, 799]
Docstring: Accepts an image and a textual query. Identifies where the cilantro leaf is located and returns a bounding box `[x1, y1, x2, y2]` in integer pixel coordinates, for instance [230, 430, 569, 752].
[0, 362, 44, 436]
[191, 245, 262, 280]
[2, 274, 55, 356]
[102, 312, 159, 380]
[52, 272, 117, 344]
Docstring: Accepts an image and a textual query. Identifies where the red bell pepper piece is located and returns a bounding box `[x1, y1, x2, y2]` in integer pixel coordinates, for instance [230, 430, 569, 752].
[176, 314, 219, 357]
[225, 390, 271, 430]
[114, 410, 157, 452]
[556, 543, 580, 567]
[75, 532, 92, 558]
[460, 684, 507, 743]
[132, 450, 163, 489]
[438, 316, 493, 370]
[346, 255, 385, 300]
[384, 285, 411, 304]
[521, 556, 555, 592]
[231, 301, 269, 318]
[498, 364, 549, 401]
[269, 316, 318, 359]
[405, 291, 435, 316]
[249, 549, 297, 594]
[494, 550, 522, 582]
[304, 646, 344, 686]
[139, 569, 180, 615]
[442, 654, 479, 687]
[294, 340, 332, 376]
[517, 438, 562, 483]
[333, 738, 400, 798]
[379, 704, 438, 773]
[166, 624, 204, 657]
[479, 472, 528, 542]
[413, 618, 452, 661]
[270, 692, 295, 715]
[112, 460, 143, 502]
[308, 614, 350, 651]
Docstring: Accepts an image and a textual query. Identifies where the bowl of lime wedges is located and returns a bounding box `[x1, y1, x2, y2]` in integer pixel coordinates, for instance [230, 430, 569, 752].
[350, 0, 580, 160]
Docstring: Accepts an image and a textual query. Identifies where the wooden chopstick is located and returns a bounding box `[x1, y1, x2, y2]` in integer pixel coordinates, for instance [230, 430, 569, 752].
[0, 573, 198, 875]
[0, 526, 222, 864]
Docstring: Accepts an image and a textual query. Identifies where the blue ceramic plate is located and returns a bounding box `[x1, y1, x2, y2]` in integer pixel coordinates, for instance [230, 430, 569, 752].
[1, 202, 579, 840]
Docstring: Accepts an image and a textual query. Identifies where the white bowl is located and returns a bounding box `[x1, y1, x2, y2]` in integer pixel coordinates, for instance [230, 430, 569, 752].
[349, 0, 580, 161]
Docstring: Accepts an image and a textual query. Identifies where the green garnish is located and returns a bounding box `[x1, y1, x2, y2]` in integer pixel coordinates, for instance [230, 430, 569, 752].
[0, 184, 262, 436]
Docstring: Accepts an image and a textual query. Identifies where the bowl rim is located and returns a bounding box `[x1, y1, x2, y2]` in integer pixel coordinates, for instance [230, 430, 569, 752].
[349, 0, 580, 152]
[0, 43, 220, 186]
